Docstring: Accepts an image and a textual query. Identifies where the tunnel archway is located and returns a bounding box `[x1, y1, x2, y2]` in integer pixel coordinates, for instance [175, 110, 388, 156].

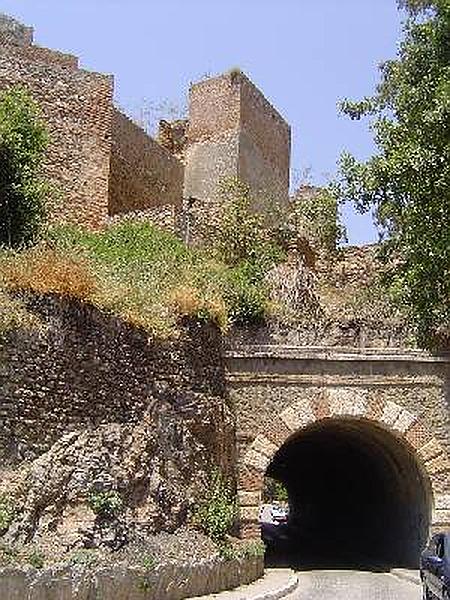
[265, 419, 432, 568]
[238, 392, 448, 570]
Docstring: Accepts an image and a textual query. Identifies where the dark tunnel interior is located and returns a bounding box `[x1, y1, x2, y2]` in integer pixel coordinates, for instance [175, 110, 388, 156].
[264, 419, 431, 570]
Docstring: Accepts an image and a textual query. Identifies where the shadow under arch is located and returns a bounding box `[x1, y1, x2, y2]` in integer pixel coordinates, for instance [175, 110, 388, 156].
[263, 417, 433, 570]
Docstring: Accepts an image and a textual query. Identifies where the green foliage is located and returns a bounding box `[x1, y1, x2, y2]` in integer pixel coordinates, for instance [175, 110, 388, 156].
[0, 86, 49, 249]
[193, 469, 236, 544]
[217, 540, 238, 561]
[287, 187, 347, 253]
[69, 549, 99, 568]
[210, 178, 285, 268]
[35, 219, 275, 333]
[263, 477, 289, 503]
[239, 540, 266, 559]
[88, 490, 123, 519]
[27, 548, 44, 569]
[141, 554, 156, 570]
[0, 543, 19, 566]
[335, 0, 450, 347]
[0, 494, 15, 534]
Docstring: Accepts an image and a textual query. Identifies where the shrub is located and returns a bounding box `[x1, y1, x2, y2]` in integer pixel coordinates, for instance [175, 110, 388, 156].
[239, 540, 265, 559]
[193, 469, 236, 544]
[0, 543, 18, 566]
[88, 491, 123, 519]
[141, 553, 156, 570]
[27, 548, 44, 569]
[69, 549, 99, 568]
[263, 477, 289, 504]
[0, 494, 15, 534]
[0, 86, 49, 249]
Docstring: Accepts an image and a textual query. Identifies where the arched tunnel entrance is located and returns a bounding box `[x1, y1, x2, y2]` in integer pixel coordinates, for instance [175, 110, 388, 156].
[263, 418, 432, 570]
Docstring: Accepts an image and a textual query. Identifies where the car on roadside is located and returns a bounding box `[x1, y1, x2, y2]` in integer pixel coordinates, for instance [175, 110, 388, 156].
[258, 503, 288, 525]
[421, 532, 450, 599]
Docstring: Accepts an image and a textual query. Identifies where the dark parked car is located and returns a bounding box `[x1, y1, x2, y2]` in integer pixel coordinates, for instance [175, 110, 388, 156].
[421, 532, 450, 599]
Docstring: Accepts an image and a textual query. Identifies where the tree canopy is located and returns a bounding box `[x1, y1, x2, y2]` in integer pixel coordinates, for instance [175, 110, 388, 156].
[335, 0, 450, 348]
[0, 86, 48, 249]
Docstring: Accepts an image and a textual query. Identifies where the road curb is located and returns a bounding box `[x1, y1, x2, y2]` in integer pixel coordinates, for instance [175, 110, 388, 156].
[390, 568, 421, 586]
[187, 569, 299, 599]
[250, 571, 299, 600]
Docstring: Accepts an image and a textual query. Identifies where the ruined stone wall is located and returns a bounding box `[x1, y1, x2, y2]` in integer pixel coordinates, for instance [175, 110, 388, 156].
[0, 36, 113, 228]
[0, 13, 33, 46]
[108, 110, 184, 216]
[183, 72, 291, 239]
[238, 74, 291, 207]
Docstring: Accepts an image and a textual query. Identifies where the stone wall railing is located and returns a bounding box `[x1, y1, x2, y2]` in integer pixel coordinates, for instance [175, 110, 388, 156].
[0, 556, 264, 600]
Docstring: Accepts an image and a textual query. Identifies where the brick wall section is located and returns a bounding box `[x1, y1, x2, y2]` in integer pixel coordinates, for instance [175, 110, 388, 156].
[238, 73, 291, 203]
[184, 72, 291, 239]
[0, 41, 114, 228]
[108, 109, 184, 215]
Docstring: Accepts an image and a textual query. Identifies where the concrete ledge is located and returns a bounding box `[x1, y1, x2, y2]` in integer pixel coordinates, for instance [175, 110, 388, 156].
[0, 556, 264, 600]
[225, 344, 450, 363]
[390, 568, 421, 586]
[187, 568, 299, 600]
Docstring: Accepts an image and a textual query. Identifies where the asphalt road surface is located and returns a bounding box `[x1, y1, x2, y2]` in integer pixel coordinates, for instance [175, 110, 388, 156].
[288, 570, 421, 600]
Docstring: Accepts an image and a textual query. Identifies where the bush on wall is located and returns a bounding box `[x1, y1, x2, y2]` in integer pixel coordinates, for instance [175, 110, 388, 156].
[0, 86, 49, 249]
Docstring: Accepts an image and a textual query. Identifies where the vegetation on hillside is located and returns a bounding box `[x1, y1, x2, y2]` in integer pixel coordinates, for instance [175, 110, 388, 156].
[0, 86, 49, 249]
[0, 215, 281, 337]
[335, 0, 450, 348]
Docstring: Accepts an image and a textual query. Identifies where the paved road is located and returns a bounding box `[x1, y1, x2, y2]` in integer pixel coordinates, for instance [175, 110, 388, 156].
[289, 570, 421, 600]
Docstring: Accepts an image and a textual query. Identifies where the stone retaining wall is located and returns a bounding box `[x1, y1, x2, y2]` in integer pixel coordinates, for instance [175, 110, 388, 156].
[0, 556, 263, 600]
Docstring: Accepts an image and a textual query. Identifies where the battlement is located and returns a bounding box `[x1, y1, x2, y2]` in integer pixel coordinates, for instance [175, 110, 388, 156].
[0, 13, 33, 46]
[0, 14, 292, 235]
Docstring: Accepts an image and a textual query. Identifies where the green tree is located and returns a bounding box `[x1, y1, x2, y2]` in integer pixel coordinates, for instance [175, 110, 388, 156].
[335, 0, 450, 348]
[0, 86, 49, 248]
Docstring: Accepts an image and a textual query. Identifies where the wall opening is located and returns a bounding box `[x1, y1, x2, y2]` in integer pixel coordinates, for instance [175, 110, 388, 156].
[263, 418, 432, 570]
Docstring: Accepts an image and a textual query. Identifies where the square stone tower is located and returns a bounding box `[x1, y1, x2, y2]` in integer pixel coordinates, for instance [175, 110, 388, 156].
[183, 71, 291, 235]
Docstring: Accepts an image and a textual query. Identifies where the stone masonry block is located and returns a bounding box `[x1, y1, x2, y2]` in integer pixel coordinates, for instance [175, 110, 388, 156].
[431, 472, 450, 495]
[238, 491, 261, 507]
[280, 399, 315, 432]
[435, 494, 450, 511]
[425, 453, 450, 476]
[419, 438, 446, 462]
[432, 509, 450, 526]
[251, 433, 278, 458]
[327, 387, 368, 418]
[261, 415, 292, 448]
[392, 408, 417, 434]
[243, 449, 271, 473]
[238, 466, 264, 491]
[379, 400, 404, 428]
[405, 421, 433, 451]
[240, 505, 260, 521]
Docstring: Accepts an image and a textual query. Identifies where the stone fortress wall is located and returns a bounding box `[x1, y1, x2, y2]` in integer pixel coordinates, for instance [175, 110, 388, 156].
[0, 14, 291, 234]
[0, 14, 184, 229]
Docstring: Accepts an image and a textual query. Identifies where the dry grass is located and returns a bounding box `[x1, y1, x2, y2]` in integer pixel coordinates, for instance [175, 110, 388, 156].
[1, 247, 96, 301]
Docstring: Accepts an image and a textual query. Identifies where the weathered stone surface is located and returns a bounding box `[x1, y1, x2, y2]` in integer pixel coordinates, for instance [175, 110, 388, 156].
[280, 399, 315, 432]
[0, 557, 264, 600]
[327, 387, 368, 418]
[0, 295, 234, 554]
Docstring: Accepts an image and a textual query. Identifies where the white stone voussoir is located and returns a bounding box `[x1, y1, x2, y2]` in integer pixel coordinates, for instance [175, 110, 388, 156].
[238, 490, 261, 507]
[251, 433, 278, 458]
[280, 399, 315, 432]
[243, 448, 272, 473]
[392, 408, 417, 434]
[379, 400, 404, 428]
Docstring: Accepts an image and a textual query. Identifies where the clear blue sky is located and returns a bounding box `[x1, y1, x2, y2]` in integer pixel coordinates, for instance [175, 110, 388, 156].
[1, 0, 404, 244]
